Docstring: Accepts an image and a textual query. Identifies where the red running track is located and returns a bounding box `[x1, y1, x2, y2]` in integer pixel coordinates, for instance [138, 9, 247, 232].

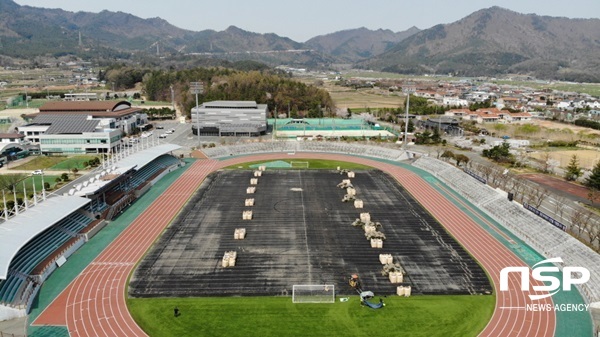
[33, 154, 555, 337]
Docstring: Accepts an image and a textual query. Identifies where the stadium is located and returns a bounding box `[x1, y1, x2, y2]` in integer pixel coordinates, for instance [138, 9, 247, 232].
[0, 139, 599, 337]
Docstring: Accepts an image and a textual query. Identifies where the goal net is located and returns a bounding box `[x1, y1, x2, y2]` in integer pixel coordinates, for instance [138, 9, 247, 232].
[292, 284, 335, 303]
[290, 161, 309, 168]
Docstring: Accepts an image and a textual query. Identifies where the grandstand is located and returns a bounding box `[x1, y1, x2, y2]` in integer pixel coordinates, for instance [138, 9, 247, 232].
[202, 140, 409, 161]
[412, 156, 600, 304]
[0, 144, 184, 321]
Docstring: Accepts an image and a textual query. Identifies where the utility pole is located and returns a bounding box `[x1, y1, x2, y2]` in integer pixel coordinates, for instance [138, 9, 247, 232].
[190, 82, 204, 145]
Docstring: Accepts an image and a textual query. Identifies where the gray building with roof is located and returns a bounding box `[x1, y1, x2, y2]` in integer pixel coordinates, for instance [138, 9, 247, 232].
[17, 114, 121, 154]
[16, 101, 149, 154]
[191, 101, 268, 137]
[37, 115, 121, 154]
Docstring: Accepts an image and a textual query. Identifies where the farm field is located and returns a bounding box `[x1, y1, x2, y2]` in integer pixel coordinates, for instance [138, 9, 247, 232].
[529, 149, 600, 170]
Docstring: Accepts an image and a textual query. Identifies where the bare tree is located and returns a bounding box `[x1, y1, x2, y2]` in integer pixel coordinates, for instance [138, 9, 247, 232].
[579, 211, 596, 246]
[525, 186, 550, 209]
[534, 187, 551, 209]
[541, 151, 551, 173]
[570, 208, 585, 237]
[588, 224, 600, 252]
[475, 163, 494, 184]
[504, 176, 525, 203]
[488, 167, 505, 188]
[552, 195, 568, 222]
[587, 188, 600, 205]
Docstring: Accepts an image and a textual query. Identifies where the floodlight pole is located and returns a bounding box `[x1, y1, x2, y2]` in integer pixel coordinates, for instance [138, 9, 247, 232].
[403, 89, 413, 149]
[190, 82, 204, 146]
[195, 91, 199, 144]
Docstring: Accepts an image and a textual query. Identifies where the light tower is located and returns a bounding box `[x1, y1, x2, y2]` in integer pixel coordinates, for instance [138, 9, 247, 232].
[190, 82, 204, 145]
[402, 85, 415, 149]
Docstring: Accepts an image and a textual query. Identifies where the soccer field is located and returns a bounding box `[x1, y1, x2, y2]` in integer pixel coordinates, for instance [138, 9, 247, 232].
[128, 295, 494, 337]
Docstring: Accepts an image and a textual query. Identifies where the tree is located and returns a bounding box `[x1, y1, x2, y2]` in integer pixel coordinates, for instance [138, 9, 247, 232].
[0, 174, 27, 192]
[475, 163, 495, 183]
[441, 150, 455, 161]
[526, 187, 550, 209]
[587, 188, 599, 205]
[585, 160, 600, 190]
[508, 179, 526, 203]
[482, 142, 512, 163]
[540, 151, 551, 173]
[552, 195, 567, 222]
[399, 119, 415, 132]
[564, 155, 582, 181]
[455, 154, 469, 167]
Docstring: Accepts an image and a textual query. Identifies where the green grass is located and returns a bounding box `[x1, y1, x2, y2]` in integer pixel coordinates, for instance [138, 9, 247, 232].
[9, 156, 69, 171]
[49, 155, 100, 170]
[10, 155, 101, 171]
[225, 159, 374, 170]
[128, 295, 494, 337]
[0, 175, 59, 201]
[22, 175, 60, 191]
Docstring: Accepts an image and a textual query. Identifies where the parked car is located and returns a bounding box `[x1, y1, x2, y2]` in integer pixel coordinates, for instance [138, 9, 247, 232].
[156, 125, 164, 129]
[32, 169, 43, 175]
[159, 134, 167, 139]
[166, 129, 175, 134]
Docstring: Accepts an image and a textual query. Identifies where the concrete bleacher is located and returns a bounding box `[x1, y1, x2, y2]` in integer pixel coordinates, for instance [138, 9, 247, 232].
[202, 140, 408, 161]
[412, 156, 600, 304]
[0, 145, 184, 320]
[130, 154, 181, 189]
[0, 211, 94, 306]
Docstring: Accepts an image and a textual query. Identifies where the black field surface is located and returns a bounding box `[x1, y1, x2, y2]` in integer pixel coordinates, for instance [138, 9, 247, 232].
[129, 170, 492, 297]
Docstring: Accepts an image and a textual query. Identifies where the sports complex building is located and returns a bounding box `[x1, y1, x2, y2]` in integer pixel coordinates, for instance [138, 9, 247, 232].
[191, 101, 268, 137]
[0, 139, 599, 336]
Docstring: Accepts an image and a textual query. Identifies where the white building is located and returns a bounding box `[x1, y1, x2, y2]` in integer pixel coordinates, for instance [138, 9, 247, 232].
[64, 93, 99, 101]
[17, 101, 147, 154]
[191, 101, 268, 137]
[442, 97, 469, 107]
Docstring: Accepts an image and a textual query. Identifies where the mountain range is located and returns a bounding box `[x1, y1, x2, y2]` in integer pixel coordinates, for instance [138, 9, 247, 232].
[0, 0, 599, 81]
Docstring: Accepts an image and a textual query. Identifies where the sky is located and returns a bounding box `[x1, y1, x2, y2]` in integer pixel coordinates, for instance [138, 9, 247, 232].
[12, 0, 600, 42]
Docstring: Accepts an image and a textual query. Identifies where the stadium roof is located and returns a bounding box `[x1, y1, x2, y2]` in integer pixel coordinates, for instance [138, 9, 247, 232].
[116, 143, 181, 169]
[0, 195, 90, 280]
[73, 144, 181, 197]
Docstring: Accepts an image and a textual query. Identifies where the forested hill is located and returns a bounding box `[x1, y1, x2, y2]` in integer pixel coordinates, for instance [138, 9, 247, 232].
[305, 27, 420, 62]
[361, 6, 600, 82]
[2, 0, 600, 81]
[139, 68, 334, 118]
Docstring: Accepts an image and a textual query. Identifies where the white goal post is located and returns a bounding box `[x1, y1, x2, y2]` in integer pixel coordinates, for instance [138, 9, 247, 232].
[290, 161, 309, 168]
[292, 284, 335, 303]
